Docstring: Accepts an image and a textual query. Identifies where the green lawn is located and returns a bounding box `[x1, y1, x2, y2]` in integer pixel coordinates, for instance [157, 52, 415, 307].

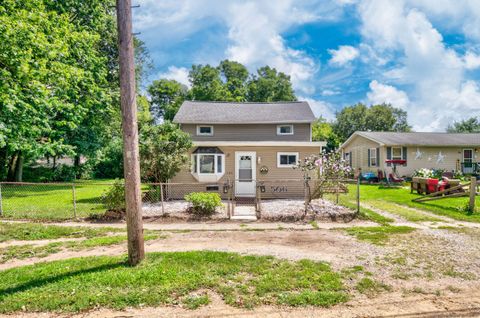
[0, 252, 348, 312]
[331, 184, 480, 223]
[0, 222, 123, 242]
[0, 233, 162, 264]
[343, 226, 416, 245]
[1, 180, 114, 220]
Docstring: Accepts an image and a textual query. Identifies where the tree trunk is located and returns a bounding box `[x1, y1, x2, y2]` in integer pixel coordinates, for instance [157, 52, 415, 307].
[0, 147, 8, 180]
[52, 156, 57, 171]
[14, 152, 24, 182]
[74, 155, 81, 178]
[7, 151, 18, 181]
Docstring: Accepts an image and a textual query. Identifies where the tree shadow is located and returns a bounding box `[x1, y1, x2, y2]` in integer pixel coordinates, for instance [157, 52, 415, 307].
[0, 260, 127, 300]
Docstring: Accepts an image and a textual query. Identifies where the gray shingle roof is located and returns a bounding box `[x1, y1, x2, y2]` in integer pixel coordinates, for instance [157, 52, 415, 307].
[173, 101, 316, 124]
[354, 131, 480, 146]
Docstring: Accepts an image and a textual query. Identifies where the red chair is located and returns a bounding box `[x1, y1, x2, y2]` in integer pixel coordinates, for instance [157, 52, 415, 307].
[388, 173, 404, 183]
[426, 178, 446, 194]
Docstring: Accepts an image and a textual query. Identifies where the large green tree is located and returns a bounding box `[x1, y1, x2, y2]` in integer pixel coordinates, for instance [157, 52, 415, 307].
[447, 117, 480, 133]
[0, 0, 113, 181]
[333, 103, 411, 142]
[148, 60, 297, 121]
[311, 117, 340, 152]
[147, 79, 188, 122]
[247, 66, 296, 102]
[140, 121, 192, 183]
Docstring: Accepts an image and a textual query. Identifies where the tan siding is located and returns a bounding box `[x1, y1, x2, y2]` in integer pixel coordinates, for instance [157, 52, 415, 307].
[341, 135, 384, 173]
[341, 135, 472, 176]
[170, 145, 321, 198]
[395, 147, 464, 176]
[182, 124, 311, 142]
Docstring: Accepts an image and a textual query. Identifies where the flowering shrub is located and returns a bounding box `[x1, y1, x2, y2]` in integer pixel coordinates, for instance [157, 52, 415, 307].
[412, 168, 434, 178]
[296, 151, 352, 199]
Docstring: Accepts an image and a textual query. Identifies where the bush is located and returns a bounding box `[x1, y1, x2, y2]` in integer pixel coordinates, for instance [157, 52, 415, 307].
[101, 179, 125, 212]
[184, 192, 222, 216]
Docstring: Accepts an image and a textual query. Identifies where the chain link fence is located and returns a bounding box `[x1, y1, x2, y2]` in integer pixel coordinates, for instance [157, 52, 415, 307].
[0, 178, 361, 221]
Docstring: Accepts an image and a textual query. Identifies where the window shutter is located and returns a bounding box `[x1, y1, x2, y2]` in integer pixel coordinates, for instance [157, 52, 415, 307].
[376, 148, 380, 167]
[367, 149, 371, 167]
[386, 147, 392, 167]
[349, 151, 352, 167]
[402, 147, 407, 166]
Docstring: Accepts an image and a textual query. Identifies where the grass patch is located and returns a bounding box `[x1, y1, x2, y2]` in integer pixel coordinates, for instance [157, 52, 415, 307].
[355, 278, 391, 297]
[182, 293, 210, 309]
[0, 222, 122, 242]
[342, 184, 480, 223]
[310, 221, 319, 229]
[0, 252, 348, 313]
[344, 226, 415, 245]
[0, 234, 163, 263]
[0, 243, 64, 263]
[324, 194, 394, 225]
[0, 180, 115, 220]
[366, 201, 442, 222]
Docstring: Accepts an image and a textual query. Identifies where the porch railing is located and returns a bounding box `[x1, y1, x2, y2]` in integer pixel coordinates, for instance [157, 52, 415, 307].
[461, 162, 479, 174]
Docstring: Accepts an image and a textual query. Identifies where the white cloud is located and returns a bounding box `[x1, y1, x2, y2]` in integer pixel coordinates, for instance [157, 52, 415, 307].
[321, 89, 340, 96]
[328, 45, 360, 66]
[300, 97, 335, 120]
[358, 0, 480, 131]
[157, 66, 191, 88]
[464, 51, 480, 70]
[366, 80, 410, 109]
[134, 0, 348, 96]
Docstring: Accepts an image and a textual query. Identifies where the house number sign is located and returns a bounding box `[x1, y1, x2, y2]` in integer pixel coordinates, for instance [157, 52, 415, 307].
[271, 186, 288, 193]
[259, 166, 269, 174]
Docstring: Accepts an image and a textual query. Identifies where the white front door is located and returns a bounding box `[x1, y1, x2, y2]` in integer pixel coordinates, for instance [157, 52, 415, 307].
[235, 151, 256, 197]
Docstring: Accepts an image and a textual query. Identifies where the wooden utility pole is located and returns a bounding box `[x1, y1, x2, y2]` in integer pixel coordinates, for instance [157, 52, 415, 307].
[116, 0, 145, 265]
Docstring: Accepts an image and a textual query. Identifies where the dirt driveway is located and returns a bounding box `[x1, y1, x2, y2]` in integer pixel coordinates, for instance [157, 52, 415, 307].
[2, 222, 480, 317]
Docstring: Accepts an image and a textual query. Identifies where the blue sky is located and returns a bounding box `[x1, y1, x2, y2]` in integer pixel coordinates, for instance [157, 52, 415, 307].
[133, 0, 480, 131]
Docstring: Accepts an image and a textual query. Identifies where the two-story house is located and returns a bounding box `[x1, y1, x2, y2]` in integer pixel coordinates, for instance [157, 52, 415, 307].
[171, 101, 325, 198]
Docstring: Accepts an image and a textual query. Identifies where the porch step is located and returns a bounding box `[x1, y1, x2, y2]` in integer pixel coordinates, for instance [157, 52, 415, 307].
[231, 205, 257, 221]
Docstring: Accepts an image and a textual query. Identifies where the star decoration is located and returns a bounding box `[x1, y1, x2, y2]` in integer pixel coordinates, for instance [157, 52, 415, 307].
[414, 148, 423, 160]
[436, 151, 445, 164]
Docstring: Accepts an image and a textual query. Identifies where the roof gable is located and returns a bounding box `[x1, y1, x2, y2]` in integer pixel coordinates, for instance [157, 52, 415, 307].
[341, 131, 480, 148]
[173, 101, 316, 124]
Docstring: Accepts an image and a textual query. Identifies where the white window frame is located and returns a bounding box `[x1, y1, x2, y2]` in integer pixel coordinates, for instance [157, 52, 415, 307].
[196, 125, 214, 136]
[392, 147, 403, 160]
[277, 152, 299, 168]
[369, 148, 377, 167]
[276, 124, 294, 135]
[192, 153, 224, 175]
[463, 149, 473, 163]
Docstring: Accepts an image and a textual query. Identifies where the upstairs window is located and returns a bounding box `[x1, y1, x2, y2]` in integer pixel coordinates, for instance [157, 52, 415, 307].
[277, 124, 294, 135]
[277, 152, 298, 168]
[196, 125, 214, 136]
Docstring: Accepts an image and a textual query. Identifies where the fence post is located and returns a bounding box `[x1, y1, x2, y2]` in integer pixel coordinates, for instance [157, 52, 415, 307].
[72, 183, 77, 219]
[356, 175, 361, 214]
[469, 176, 476, 212]
[0, 183, 3, 217]
[304, 178, 310, 215]
[160, 183, 165, 215]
